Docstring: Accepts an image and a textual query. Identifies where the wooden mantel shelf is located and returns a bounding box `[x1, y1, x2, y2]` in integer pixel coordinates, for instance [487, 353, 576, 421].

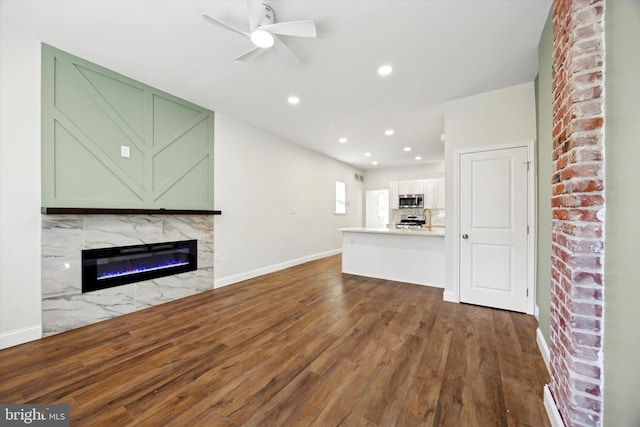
[41, 207, 222, 215]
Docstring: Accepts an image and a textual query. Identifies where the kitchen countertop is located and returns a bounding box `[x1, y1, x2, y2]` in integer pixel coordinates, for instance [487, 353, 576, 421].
[340, 227, 445, 237]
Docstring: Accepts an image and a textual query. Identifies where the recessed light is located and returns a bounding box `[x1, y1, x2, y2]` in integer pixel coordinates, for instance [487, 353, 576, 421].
[403, 147, 411, 152]
[378, 64, 393, 76]
[287, 96, 300, 105]
[372, 161, 378, 165]
[415, 156, 422, 160]
[384, 129, 395, 136]
[364, 152, 371, 157]
[338, 137, 347, 143]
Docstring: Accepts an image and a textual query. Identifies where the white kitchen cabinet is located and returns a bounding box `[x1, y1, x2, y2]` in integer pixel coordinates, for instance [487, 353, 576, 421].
[435, 178, 445, 209]
[423, 179, 436, 208]
[399, 180, 424, 195]
[389, 181, 399, 209]
[390, 179, 445, 210]
[423, 178, 445, 209]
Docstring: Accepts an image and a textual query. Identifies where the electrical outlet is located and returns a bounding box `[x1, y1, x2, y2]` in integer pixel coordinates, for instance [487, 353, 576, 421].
[120, 145, 130, 158]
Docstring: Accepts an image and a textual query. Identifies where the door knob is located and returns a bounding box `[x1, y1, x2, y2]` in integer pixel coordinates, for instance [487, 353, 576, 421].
[462, 234, 469, 239]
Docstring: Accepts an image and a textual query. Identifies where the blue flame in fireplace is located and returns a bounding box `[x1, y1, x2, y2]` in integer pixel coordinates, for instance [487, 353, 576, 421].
[82, 239, 197, 293]
[97, 259, 190, 280]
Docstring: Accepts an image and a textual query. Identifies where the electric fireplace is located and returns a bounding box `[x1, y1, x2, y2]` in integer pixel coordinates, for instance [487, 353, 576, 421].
[82, 240, 197, 293]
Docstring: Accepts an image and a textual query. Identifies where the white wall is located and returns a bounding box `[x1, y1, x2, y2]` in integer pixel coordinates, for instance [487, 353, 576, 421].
[213, 114, 363, 286]
[443, 82, 537, 299]
[0, 21, 43, 347]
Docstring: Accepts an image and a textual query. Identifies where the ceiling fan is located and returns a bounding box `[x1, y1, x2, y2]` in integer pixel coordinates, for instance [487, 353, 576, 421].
[203, 1, 317, 65]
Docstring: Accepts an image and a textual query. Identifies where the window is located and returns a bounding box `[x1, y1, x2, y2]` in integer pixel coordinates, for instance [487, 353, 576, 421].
[335, 181, 346, 215]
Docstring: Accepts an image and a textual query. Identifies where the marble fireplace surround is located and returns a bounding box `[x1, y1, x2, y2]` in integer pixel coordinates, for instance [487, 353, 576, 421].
[42, 214, 214, 337]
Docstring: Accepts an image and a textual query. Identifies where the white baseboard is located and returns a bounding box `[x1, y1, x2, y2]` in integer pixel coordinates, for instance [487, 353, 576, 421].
[544, 385, 565, 427]
[214, 249, 341, 288]
[539, 330, 563, 427]
[535, 304, 540, 322]
[415, 282, 444, 289]
[442, 290, 458, 303]
[536, 327, 551, 374]
[0, 324, 42, 349]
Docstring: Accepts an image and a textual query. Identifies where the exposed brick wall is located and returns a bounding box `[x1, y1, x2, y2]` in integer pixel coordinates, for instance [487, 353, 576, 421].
[550, 0, 605, 426]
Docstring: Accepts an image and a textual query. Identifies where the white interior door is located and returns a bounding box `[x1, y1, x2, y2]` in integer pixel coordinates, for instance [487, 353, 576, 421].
[459, 146, 529, 312]
[365, 189, 389, 228]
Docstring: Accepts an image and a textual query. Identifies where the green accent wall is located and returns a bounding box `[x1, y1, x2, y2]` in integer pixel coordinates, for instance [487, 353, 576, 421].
[603, 1, 640, 424]
[41, 44, 214, 210]
[536, 10, 553, 343]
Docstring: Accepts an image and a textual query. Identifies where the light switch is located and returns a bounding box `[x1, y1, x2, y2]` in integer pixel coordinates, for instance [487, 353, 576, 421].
[120, 145, 130, 158]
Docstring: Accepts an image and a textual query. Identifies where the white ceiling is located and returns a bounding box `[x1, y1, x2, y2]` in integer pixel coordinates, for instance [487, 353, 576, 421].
[2, 0, 551, 170]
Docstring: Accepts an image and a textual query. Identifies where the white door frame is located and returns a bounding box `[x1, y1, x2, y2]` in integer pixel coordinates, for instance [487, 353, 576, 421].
[451, 140, 536, 315]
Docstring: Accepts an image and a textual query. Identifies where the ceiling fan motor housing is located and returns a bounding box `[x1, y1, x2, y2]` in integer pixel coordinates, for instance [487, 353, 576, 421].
[258, 4, 276, 27]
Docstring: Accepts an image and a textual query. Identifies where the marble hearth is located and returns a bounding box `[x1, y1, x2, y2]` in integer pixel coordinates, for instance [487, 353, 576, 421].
[42, 214, 214, 336]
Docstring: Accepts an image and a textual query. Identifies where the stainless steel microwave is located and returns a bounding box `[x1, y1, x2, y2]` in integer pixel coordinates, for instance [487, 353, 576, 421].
[399, 194, 424, 208]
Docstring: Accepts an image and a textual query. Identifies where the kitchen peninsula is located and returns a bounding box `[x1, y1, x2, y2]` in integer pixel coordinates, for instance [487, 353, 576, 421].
[340, 227, 445, 287]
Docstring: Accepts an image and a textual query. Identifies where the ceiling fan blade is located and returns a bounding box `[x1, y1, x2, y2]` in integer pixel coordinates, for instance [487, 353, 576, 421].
[203, 13, 250, 38]
[246, 0, 262, 31]
[234, 46, 261, 61]
[260, 20, 317, 38]
[273, 36, 300, 65]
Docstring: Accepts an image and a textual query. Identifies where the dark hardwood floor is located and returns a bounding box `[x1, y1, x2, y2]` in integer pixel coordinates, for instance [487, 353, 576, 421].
[0, 255, 550, 426]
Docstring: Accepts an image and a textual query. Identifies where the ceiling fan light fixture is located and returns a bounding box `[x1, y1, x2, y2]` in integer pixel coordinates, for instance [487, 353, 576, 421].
[377, 64, 393, 76]
[250, 29, 275, 48]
